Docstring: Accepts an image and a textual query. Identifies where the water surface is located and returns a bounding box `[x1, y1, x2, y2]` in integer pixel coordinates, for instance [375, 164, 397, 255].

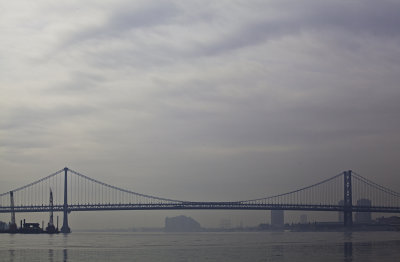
[0, 231, 399, 261]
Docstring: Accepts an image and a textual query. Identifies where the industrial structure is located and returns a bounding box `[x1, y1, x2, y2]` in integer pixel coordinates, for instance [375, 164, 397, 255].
[45, 189, 58, 233]
[5, 189, 59, 234]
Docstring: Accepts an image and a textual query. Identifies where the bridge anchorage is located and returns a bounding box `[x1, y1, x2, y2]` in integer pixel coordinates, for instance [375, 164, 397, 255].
[1, 168, 400, 233]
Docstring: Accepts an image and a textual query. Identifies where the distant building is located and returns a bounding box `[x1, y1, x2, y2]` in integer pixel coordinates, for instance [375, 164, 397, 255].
[354, 199, 372, 224]
[300, 214, 308, 224]
[0, 221, 7, 232]
[219, 219, 232, 229]
[165, 215, 202, 232]
[338, 200, 344, 223]
[271, 210, 284, 227]
[376, 216, 400, 225]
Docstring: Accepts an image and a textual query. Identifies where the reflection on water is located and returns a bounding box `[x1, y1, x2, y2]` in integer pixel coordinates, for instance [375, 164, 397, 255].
[48, 249, 53, 262]
[8, 250, 14, 262]
[343, 232, 353, 262]
[6, 248, 68, 262]
[344, 242, 353, 262]
[270, 244, 284, 260]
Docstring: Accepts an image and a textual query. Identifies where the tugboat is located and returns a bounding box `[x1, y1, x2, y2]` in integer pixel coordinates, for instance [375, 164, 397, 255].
[19, 220, 43, 234]
[17, 189, 59, 234]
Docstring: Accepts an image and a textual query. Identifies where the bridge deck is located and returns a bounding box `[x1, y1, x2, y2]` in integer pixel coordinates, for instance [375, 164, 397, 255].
[1, 203, 400, 213]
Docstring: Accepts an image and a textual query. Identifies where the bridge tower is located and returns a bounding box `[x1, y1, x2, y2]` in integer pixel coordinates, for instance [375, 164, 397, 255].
[343, 170, 353, 227]
[60, 167, 71, 233]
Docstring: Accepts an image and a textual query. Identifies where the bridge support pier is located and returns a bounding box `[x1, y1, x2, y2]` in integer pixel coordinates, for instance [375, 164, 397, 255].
[61, 167, 71, 233]
[343, 170, 353, 227]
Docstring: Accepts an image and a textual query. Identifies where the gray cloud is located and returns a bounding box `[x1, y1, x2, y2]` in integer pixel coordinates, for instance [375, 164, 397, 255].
[61, 1, 179, 48]
[50, 0, 400, 73]
[45, 71, 107, 94]
[198, 0, 400, 56]
[1, 104, 96, 130]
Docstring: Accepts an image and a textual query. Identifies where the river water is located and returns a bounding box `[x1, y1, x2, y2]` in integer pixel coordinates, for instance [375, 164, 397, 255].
[0, 231, 399, 261]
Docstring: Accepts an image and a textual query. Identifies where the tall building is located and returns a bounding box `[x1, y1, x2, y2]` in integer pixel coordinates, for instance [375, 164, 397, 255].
[271, 210, 284, 227]
[355, 199, 372, 224]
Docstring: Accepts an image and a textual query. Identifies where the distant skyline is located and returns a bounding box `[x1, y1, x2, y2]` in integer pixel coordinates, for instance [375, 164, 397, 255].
[1, 0, 400, 228]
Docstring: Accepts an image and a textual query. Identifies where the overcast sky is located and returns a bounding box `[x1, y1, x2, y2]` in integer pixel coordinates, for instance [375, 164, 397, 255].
[1, 0, 400, 228]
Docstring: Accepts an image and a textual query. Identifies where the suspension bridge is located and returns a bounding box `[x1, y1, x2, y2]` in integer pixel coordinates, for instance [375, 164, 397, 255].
[1, 167, 400, 233]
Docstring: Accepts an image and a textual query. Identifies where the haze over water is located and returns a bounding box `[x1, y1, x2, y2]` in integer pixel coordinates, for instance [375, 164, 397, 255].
[2, 0, 400, 229]
[0, 231, 399, 261]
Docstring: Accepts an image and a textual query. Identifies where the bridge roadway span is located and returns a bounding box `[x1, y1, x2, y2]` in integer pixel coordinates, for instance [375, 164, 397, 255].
[2, 168, 400, 231]
[1, 202, 400, 213]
